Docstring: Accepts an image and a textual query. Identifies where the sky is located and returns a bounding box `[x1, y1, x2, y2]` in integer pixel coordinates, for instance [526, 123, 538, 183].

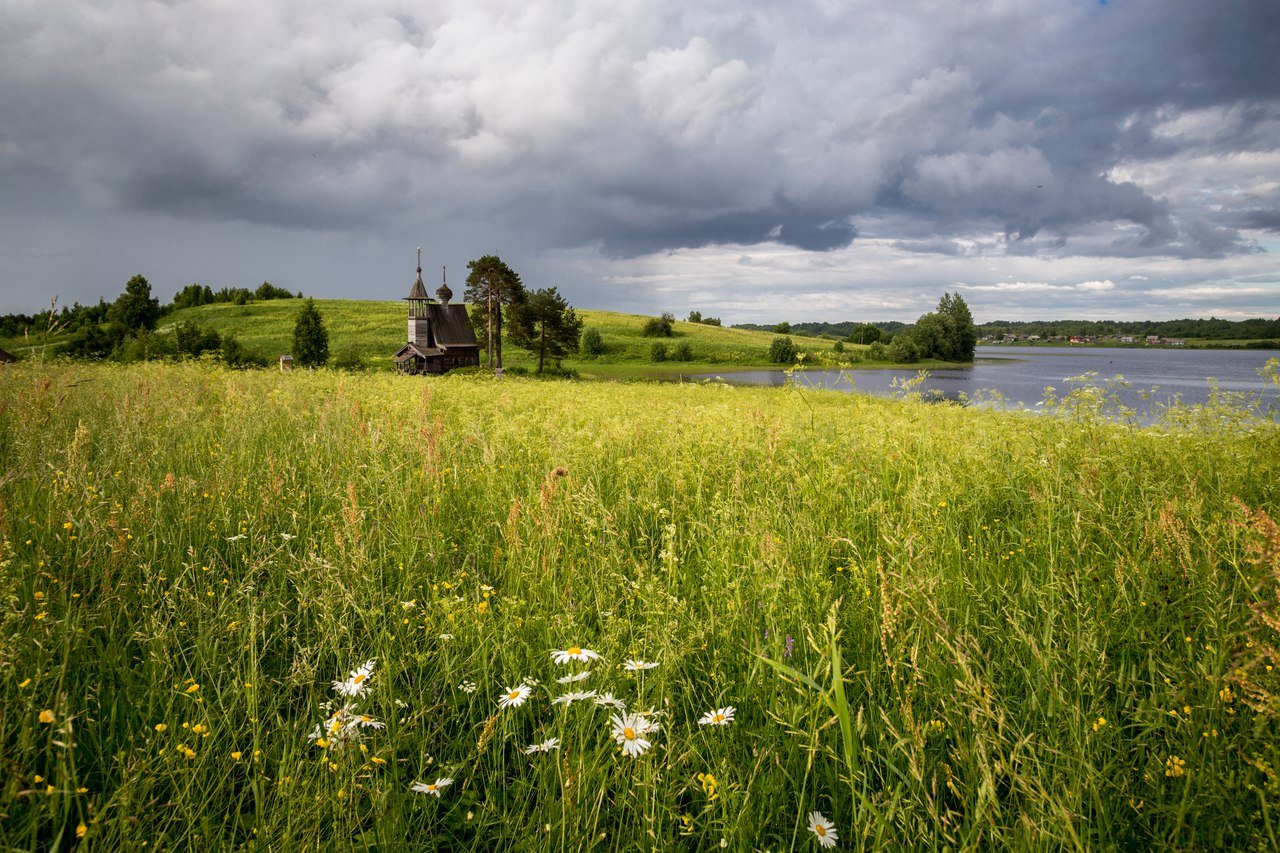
[1, 0, 1278, 324]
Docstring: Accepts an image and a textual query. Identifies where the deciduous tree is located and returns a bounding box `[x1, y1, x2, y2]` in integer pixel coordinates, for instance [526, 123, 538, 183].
[292, 298, 329, 367]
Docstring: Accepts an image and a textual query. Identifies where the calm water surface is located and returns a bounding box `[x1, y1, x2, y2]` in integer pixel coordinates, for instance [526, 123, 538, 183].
[692, 346, 1280, 418]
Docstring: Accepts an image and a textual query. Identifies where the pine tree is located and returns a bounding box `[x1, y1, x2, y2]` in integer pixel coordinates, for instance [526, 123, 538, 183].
[292, 298, 329, 367]
[509, 287, 583, 373]
[464, 256, 525, 369]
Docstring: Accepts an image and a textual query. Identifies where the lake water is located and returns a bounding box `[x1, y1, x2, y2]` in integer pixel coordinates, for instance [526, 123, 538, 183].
[690, 346, 1280, 419]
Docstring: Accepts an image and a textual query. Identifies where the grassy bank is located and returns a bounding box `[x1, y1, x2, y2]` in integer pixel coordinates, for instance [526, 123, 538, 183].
[2, 362, 1279, 849]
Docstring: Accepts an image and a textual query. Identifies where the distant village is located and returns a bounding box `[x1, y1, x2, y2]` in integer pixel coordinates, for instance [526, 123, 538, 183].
[980, 332, 1186, 346]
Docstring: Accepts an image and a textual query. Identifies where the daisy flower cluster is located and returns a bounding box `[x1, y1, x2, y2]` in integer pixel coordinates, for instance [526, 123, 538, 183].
[308, 659, 383, 751]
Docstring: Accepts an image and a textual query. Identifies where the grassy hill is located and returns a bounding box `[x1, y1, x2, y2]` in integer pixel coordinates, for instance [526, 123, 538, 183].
[156, 299, 879, 375]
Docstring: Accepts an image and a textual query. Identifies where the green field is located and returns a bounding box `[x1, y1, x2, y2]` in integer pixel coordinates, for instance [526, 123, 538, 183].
[4, 299, 954, 376]
[3, 361, 1279, 849]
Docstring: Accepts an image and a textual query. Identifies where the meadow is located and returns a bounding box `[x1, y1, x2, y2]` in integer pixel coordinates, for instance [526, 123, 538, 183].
[2, 360, 1280, 850]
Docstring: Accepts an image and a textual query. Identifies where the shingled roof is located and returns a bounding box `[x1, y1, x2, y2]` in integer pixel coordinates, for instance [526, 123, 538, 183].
[427, 304, 477, 347]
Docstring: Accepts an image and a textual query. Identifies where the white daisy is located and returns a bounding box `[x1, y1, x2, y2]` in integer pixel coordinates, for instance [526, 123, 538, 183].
[523, 737, 560, 755]
[551, 646, 601, 665]
[498, 684, 532, 709]
[808, 811, 838, 848]
[400, 600, 417, 609]
[623, 659, 659, 671]
[556, 670, 592, 684]
[594, 692, 626, 710]
[698, 706, 736, 726]
[308, 703, 381, 751]
[551, 690, 597, 707]
[411, 777, 454, 797]
[610, 712, 655, 757]
[458, 680, 477, 694]
[333, 660, 375, 697]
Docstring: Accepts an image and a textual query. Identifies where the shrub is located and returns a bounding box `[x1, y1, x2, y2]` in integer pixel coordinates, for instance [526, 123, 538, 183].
[673, 342, 694, 362]
[867, 341, 888, 362]
[769, 336, 797, 364]
[650, 342, 669, 362]
[832, 340, 844, 354]
[580, 327, 605, 357]
[332, 346, 366, 371]
[642, 313, 675, 337]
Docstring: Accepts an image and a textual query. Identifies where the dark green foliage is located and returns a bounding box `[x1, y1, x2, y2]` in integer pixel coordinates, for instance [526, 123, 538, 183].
[174, 321, 221, 357]
[769, 336, 797, 364]
[332, 346, 366, 371]
[832, 340, 844, 354]
[867, 341, 888, 361]
[508, 287, 582, 374]
[673, 341, 694, 362]
[255, 281, 295, 301]
[642, 313, 676, 337]
[117, 329, 176, 362]
[650, 342, 669, 362]
[579, 327, 605, 357]
[888, 335, 920, 363]
[773, 321, 791, 334]
[172, 284, 216, 310]
[108, 275, 161, 332]
[848, 323, 882, 345]
[219, 332, 264, 368]
[291, 299, 329, 367]
[465, 255, 526, 369]
[687, 310, 702, 324]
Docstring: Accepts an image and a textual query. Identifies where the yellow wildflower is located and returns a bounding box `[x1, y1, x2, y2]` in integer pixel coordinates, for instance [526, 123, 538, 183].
[39, 709, 55, 724]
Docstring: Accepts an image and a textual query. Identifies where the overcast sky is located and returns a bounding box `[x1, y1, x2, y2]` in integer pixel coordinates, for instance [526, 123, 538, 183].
[2, 0, 1278, 323]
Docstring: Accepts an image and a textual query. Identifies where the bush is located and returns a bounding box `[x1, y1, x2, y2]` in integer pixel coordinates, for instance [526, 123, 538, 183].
[174, 321, 221, 358]
[332, 346, 366, 371]
[832, 340, 844, 354]
[220, 332, 267, 368]
[769, 336, 797, 364]
[673, 342, 694, 362]
[580, 327, 605, 357]
[642, 313, 675, 337]
[889, 335, 921, 363]
[650, 342, 669, 362]
[867, 341, 888, 362]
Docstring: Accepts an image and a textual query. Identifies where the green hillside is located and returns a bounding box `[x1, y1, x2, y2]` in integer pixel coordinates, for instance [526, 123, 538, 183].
[157, 299, 873, 375]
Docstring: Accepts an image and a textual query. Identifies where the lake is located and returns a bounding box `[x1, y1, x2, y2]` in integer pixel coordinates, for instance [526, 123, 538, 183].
[691, 346, 1280, 419]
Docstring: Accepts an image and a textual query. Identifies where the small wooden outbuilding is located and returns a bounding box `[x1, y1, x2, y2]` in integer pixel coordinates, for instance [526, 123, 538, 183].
[394, 251, 480, 375]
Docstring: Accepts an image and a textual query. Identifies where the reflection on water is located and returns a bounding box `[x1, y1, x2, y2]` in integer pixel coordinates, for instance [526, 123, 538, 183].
[689, 346, 1280, 420]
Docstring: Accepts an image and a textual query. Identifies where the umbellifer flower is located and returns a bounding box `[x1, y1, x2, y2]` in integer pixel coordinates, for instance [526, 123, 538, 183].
[552, 646, 601, 665]
[610, 712, 657, 758]
[498, 684, 532, 709]
[698, 706, 735, 726]
[808, 811, 838, 848]
[333, 660, 375, 697]
[411, 777, 454, 797]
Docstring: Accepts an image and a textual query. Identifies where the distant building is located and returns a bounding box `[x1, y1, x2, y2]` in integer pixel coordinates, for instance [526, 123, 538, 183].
[1119, 335, 1135, 343]
[279, 354, 293, 371]
[394, 250, 480, 375]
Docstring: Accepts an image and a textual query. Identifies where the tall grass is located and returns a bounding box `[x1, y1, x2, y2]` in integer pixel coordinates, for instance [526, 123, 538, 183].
[2, 361, 1278, 849]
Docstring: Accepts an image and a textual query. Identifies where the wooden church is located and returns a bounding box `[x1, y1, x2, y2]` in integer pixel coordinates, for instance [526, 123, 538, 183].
[393, 250, 480, 375]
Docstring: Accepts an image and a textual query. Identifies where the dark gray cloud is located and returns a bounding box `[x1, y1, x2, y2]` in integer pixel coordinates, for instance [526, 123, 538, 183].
[0, 0, 1277, 320]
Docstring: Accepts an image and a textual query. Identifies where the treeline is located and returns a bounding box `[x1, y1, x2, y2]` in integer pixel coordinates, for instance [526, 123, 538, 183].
[1, 275, 300, 364]
[977, 317, 1280, 340]
[733, 320, 909, 339]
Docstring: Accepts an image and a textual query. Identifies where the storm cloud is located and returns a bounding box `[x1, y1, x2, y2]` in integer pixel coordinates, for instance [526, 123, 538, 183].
[1, 0, 1277, 321]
